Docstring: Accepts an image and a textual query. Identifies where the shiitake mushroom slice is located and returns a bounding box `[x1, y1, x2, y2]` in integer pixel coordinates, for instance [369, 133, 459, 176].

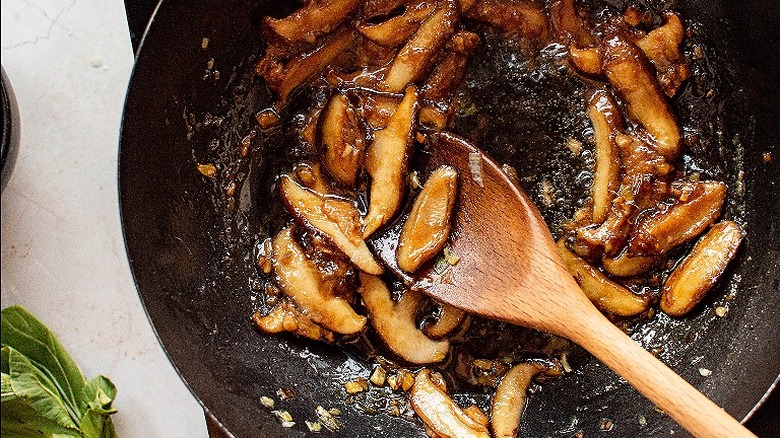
[279, 175, 384, 275]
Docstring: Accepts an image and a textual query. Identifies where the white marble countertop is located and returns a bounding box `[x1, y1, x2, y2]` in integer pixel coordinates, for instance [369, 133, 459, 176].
[1, 0, 208, 436]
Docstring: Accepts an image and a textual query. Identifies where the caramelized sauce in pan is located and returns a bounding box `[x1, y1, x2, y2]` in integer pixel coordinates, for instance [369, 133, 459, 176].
[189, 0, 748, 430]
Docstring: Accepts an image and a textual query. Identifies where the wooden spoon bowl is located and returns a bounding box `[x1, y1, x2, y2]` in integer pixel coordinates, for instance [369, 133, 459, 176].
[369, 131, 754, 438]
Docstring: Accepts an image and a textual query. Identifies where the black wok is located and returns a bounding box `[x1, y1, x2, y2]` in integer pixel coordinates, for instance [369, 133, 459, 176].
[119, 0, 780, 436]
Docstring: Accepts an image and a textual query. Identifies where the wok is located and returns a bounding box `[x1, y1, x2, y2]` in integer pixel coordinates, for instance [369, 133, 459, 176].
[119, 0, 780, 436]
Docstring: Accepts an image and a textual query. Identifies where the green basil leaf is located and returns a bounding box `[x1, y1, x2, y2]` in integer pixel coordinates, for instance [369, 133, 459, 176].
[83, 376, 117, 415]
[1, 400, 81, 437]
[1, 307, 119, 438]
[79, 409, 118, 438]
[1, 307, 89, 416]
[1, 346, 9, 374]
[4, 347, 80, 430]
[2, 372, 16, 402]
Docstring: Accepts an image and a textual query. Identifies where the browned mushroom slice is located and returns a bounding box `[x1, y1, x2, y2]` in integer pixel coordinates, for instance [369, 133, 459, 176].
[293, 162, 332, 195]
[550, 0, 593, 46]
[573, 198, 632, 259]
[273, 27, 356, 102]
[463, 405, 490, 428]
[297, 225, 360, 298]
[357, 0, 436, 48]
[602, 249, 661, 277]
[491, 362, 547, 438]
[557, 240, 649, 316]
[419, 106, 450, 130]
[279, 175, 384, 274]
[602, 34, 681, 160]
[615, 133, 674, 203]
[383, 0, 459, 92]
[459, 0, 478, 13]
[422, 31, 480, 102]
[661, 221, 744, 317]
[397, 166, 459, 273]
[629, 181, 727, 256]
[409, 369, 491, 438]
[567, 15, 688, 95]
[364, 86, 419, 237]
[575, 133, 673, 257]
[355, 37, 399, 69]
[252, 298, 336, 342]
[588, 89, 624, 224]
[635, 12, 690, 97]
[262, 0, 362, 45]
[569, 45, 602, 76]
[300, 103, 325, 147]
[362, 0, 411, 19]
[622, 4, 652, 27]
[359, 273, 449, 364]
[354, 90, 402, 131]
[358, 90, 449, 130]
[465, 0, 549, 43]
[272, 228, 367, 334]
[318, 92, 367, 187]
[424, 302, 470, 339]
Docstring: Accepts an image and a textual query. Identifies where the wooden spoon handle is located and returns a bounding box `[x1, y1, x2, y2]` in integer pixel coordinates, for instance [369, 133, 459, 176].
[568, 309, 756, 438]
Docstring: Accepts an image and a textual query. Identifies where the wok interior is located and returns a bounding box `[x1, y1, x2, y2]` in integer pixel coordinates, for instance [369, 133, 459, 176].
[119, 0, 780, 436]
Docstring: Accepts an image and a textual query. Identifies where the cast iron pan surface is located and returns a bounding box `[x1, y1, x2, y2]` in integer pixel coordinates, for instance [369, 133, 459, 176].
[119, 0, 780, 436]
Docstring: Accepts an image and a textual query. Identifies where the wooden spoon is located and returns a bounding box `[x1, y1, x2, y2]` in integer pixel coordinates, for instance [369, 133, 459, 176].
[369, 131, 755, 438]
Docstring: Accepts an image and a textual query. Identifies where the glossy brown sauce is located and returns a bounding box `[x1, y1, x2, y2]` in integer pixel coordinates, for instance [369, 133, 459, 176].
[197, 0, 748, 424]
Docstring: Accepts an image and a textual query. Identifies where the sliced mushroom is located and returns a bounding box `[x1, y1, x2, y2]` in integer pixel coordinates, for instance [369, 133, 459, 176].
[252, 298, 336, 342]
[550, 0, 593, 46]
[409, 369, 491, 438]
[357, 0, 436, 48]
[424, 302, 470, 339]
[622, 4, 652, 28]
[279, 175, 384, 274]
[661, 221, 744, 317]
[557, 240, 649, 317]
[364, 86, 419, 237]
[629, 181, 727, 256]
[359, 273, 449, 364]
[576, 134, 673, 257]
[397, 166, 459, 273]
[459, 0, 478, 13]
[361, 0, 410, 19]
[602, 34, 681, 159]
[463, 405, 489, 428]
[300, 103, 325, 147]
[355, 37, 399, 69]
[465, 0, 549, 43]
[635, 12, 690, 97]
[491, 362, 547, 438]
[298, 230, 360, 299]
[602, 249, 661, 277]
[587, 89, 624, 224]
[422, 31, 481, 102]
[419, 106, 450, 130]
[262, 27, 356, 102]
[468, 358, 512, 388]
[318, 92, 367, 187]
[416, 31, 479, 129]
[262, 0, 362, 45]
[574, 198, 633, 259]
[569, 45, 602, 75]
[354, 90, 402, 131]
[272, 228, 367, 334]
[293, 162, 332, 195]
[567, 14, 688, 97]
[383, 0, 459, 92]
